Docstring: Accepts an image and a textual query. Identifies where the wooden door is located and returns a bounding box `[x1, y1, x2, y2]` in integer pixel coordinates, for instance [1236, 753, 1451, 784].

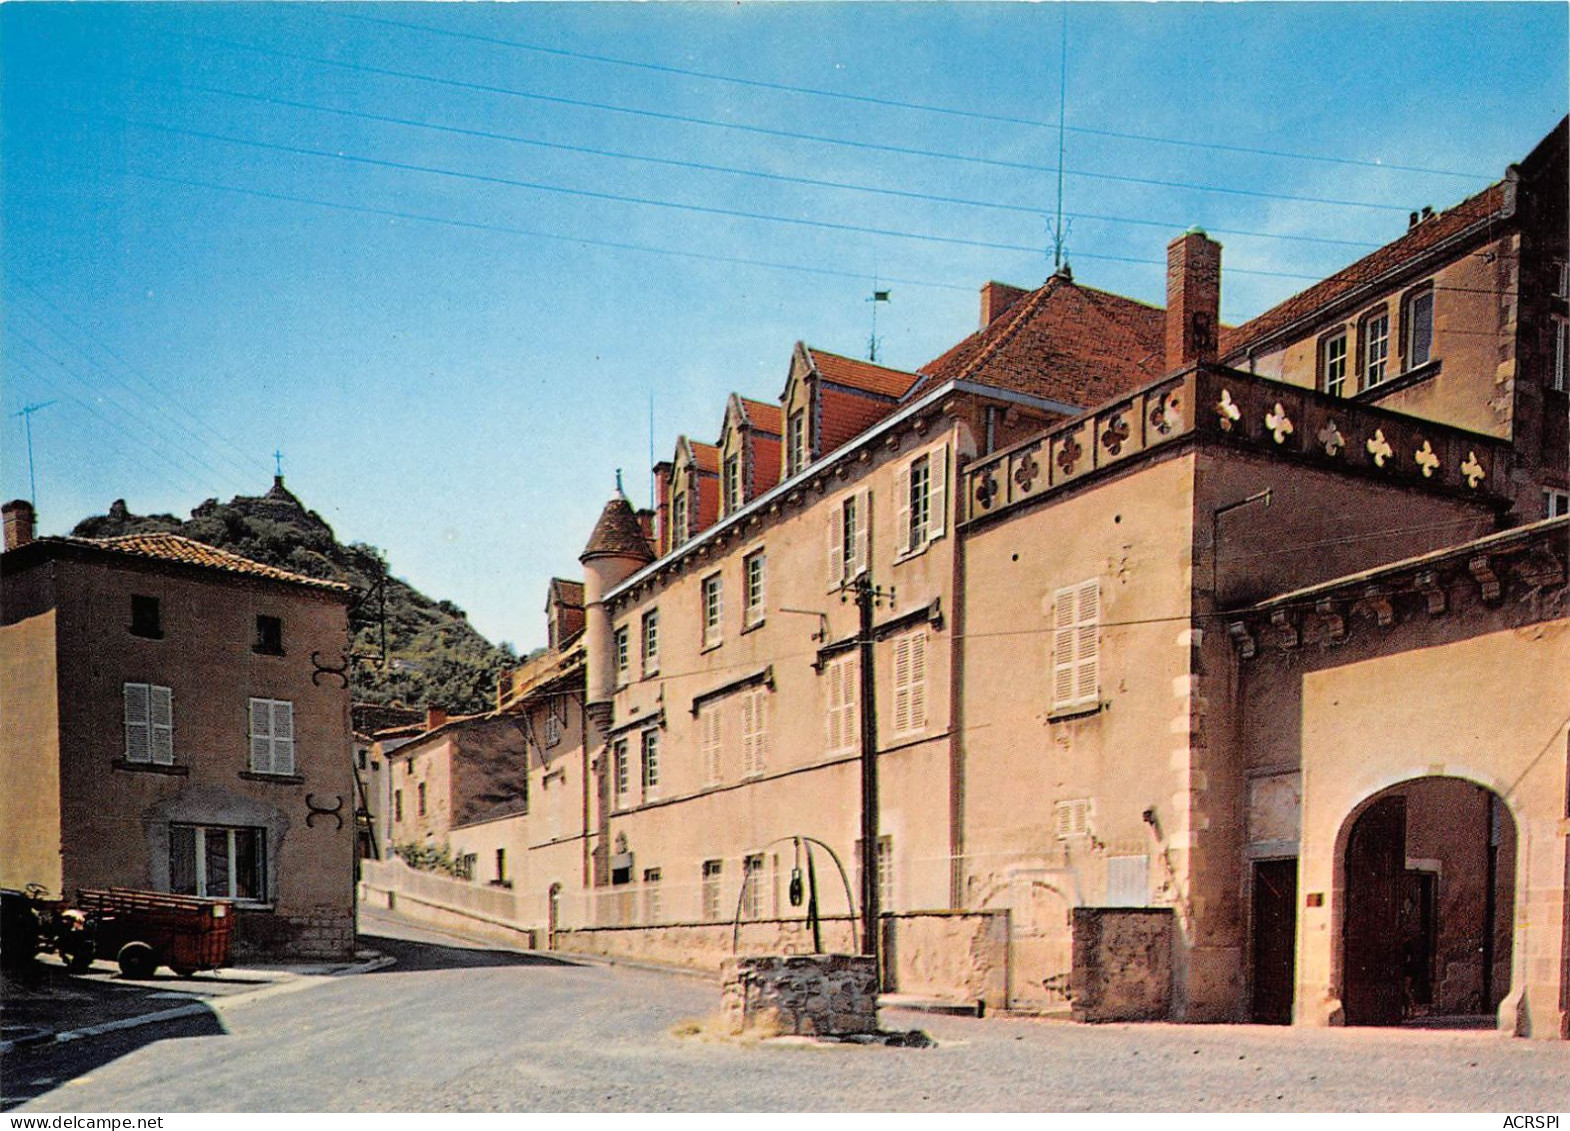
[1251, 858, 1298, 1024]
[1343, 795, 1406, 1026]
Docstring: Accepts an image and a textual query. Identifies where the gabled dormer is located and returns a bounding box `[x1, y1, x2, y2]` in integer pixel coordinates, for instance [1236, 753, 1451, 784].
[778, 342, 922, 484]
[668, 435, 721, 549]
[717, 394, 783, 517]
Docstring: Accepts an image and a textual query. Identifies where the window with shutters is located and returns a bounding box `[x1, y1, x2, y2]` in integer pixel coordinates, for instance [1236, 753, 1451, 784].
[613, 739, 631, 807]
[743, 550, 766, 628]
[1403, 285, 1434, 369]
[170, 824, 266, 901]
[701, 573, 724, 649]
[247, 697, 295, 775]
[827, 490, 870, 589]
[641, 729, 660, 797]
[129, 595, 162, 639]
[701, 859, 723, 921]
[699, 704, 723, 785]
[123, 683, 175, 765]
[890, 629, 928, 737]
[824, 654, 859, 756]
[1051, 580, 1101, 714]
[641, 609, 660, 676]
[614, 626, 630, 685]
[894, 445, 948, 559]
[1053, 798, 1093, 840]
[740, 686, 769, 776]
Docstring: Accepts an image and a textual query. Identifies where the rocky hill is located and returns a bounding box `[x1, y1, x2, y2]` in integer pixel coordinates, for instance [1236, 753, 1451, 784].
[71, 478, 515, 715]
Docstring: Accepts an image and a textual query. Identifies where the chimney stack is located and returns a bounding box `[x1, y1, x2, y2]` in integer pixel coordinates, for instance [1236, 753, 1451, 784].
[1165, 228, 1222, 374]
[425, 706, 447, 732]
[979, 281, 1028, 329]
[3, 500, 36, 551]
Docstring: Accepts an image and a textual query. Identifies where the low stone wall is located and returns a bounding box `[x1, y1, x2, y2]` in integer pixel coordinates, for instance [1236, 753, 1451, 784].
[1070, 907, 1174, 1022]
[553, 916, 860, 970]
[234, 903, 355, 961]
[358, 857, 536, 950]
[720, 955, 878, 1035]
[883, 910, 1010, 1009]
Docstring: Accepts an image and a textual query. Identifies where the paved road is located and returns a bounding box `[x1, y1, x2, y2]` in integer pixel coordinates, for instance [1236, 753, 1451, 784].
[6, 909, 1567, 1112]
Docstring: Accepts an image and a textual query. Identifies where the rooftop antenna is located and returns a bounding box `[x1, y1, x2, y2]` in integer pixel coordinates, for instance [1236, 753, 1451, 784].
[273, 448, 285, 478]
[866, 279, 891, 362]
[648, 388, 655, 511]
[1049, 4, 1072, 274]
[11, 399, 57, 504]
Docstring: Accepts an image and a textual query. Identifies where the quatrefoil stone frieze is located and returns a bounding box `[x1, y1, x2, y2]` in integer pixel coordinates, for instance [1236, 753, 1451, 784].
[1461, 450, 1486, 488]
[1056, 434, 1083, 475]
[974, 469, 999, 510]
[1414, 441, 1440, 478]
[1216, 388, 1242, 432]
[1013, 452, 1040, 493]
[1148, 392, 1181, 436]
[1101, 413, 1131, 456]
[1265, 402, 1294, 445]
[1318, 420, 1345, 457]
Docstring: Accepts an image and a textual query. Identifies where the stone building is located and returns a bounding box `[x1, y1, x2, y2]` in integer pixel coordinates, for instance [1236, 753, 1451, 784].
[0, 502, 357, 959]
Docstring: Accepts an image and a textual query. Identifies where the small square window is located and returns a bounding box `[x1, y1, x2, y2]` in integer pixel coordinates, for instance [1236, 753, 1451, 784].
[130, 595, 162, 639]
[254, 615, 283, 655]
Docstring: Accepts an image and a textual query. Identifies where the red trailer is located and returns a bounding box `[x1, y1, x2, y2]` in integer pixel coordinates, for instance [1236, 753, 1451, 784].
[76, 888, 234, 978]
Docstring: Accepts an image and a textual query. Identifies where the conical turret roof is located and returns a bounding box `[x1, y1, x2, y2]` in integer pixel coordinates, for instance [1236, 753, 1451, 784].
[580, 493, 654, 564]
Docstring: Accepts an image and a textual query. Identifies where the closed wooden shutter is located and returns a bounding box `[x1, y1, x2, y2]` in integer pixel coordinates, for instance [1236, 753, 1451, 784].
[825, 661, 844, 753]
[1074, 581, 1100, 708]
[124, 683, 151, 763]
[852, 490, 871, 578]
[928, 444, 948, 540]
[841, 656, 859, 752]
[740, 692, 756, 775]
[150, 685, 174, 765]
[249, 698, 273, 773]
[892, 632, 925, 735]
[272, 700, 296, 774]
[894, 463, 911, 556]
[827, 501, 844, 589]
[702, 706, 722, 784]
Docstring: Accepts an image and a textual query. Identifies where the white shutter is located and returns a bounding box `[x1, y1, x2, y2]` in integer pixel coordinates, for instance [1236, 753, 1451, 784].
[124, 683, 151, 763]
[1074, 582, 1100, 707]
[249, 698, 273, 773]
[740, 693, 756, 775]
[928, 444, 948, 540]
[853, 490, 871, 578]
[843, 656, 859, 753]
[827, 502, 845, 590]
[908, 632, 927, 731]
[825, 661, 843, 753]
[272, 700, 296, 774]
[894, 463, 911, 556]
[1051, 586, 1077, 710]
[150, 685, 174, 765]
[754, 690, 768, 773]
[702, 707, 722, 784]
[892, 636, 912, 734]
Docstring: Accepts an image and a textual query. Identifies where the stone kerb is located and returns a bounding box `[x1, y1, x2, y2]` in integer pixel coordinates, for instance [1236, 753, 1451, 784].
[719, 954, 878, 1036]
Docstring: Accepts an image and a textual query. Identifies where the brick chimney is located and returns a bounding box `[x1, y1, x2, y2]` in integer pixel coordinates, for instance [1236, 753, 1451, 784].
[425, 707, 447, 732]
[3, 500, 36, 551]
[980, 281, 1028, 329]
[1165, 229, 1222, 373]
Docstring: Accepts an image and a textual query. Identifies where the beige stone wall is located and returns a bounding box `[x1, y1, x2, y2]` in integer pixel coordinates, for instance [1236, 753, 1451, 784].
[595, 418, 969, 937]
[882, 910, 1010, 1009]
[388, 738, 452, 848]
[0, 608, 62, 892]
[44, 557, 355, 958]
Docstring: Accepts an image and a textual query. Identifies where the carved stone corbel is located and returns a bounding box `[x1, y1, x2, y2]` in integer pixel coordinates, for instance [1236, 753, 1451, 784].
[1227, 621, 1257, 660]
[1357, 584, 1395, 628]
[1316, 599, 1346, 644]
[1414, 570, 1446, 615]
[1269, 609, 1299, 649]
[1468, 555, 1502, 603]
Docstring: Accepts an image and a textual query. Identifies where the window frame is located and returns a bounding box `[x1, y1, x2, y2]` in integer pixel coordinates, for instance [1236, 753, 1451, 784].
[169, 823, 267, 903]
[641, 609, 660, 677]
[1552, 316, 1567, 393]
[1319, 327, 1349, 397]
[827, 489, 871, 590]
[1402, 284, 1435, 370]
[613, 738, 631, 807]
[614, 625, 630, 685]
[701, 859, 723, 921]
[743, 549, 766, 628]
[1359, 307, 1390, 391]
[787, 410, 807, 476]
[723, 453, 742, 513]
[699, 703, 723, 785]
[894, 444, 949, 560]
[640, 728, 661, 798]
[824, 654, 859, 756]
[129, 595, 163, 640]
[741, 853, 765, 920]
[701, 572, 724, 649]
[672, 490, 689, 546]
[1051, 580, 1101, 714]
[1545, 488, 1570, 519]
[247, 697, 295, 776]
[890, 629, 928, 737]
[642, 867, 663, 924]
[253, 614, 284, 656]
[740, 686, 769, 776]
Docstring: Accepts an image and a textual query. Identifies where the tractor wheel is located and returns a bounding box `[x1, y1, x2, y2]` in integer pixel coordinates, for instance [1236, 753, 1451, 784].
[117, 941, 157, 979]
[170, 963, 198, 978]
[64, 941, 97, 972]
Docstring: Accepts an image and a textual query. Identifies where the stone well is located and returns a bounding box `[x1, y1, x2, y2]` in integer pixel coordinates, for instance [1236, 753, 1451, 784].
[719, 954, 878, 1036]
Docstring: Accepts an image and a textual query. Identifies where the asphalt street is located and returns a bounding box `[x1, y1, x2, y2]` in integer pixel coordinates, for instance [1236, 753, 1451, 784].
[4, 908, 1566, 1112]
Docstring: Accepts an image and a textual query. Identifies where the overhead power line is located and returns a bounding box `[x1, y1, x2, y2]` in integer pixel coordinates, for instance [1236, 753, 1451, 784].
[102, 114, 1336, 282]
[328, 9, 1488, 181]
[110, 71, 1385, 252]
[170, 32, 1421, 215]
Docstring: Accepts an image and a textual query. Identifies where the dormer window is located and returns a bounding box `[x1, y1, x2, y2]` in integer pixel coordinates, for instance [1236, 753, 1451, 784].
[672, 491, 689, 546]
[787, 410, 807, 476]
[723, 454, 742, 513]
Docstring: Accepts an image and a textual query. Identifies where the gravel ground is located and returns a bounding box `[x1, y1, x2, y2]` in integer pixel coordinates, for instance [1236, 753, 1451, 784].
[6, 909, 1566, 1113]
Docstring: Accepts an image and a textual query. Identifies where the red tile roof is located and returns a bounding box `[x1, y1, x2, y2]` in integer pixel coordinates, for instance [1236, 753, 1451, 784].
[581, 495, 655, 562]
[63, 532, 350, 591]
[917, 275, 1166, 407]
[688, 440, 722, 476]
[738, 397, 783, 436]
[805, 348, 923, 399]
[1220, 182, 1508, 358]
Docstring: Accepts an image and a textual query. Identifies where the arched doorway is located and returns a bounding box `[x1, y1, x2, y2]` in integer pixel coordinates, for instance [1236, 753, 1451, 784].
[1341, 777, 1515, 1027]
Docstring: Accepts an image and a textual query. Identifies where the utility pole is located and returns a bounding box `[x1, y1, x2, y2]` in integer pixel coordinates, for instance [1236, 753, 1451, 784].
[11, 400, 57, 504]
[850, 573, 894, 967]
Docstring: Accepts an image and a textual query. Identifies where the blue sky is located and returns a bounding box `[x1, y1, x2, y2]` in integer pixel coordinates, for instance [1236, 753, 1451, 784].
[3, 2, 1565, 652]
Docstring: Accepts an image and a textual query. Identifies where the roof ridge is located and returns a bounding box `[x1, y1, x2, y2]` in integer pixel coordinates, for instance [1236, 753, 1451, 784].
[951, 276, 1061, 384]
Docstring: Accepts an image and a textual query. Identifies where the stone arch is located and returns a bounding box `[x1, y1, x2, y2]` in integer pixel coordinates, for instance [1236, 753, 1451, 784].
[1333, 774, 1517, 1028]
